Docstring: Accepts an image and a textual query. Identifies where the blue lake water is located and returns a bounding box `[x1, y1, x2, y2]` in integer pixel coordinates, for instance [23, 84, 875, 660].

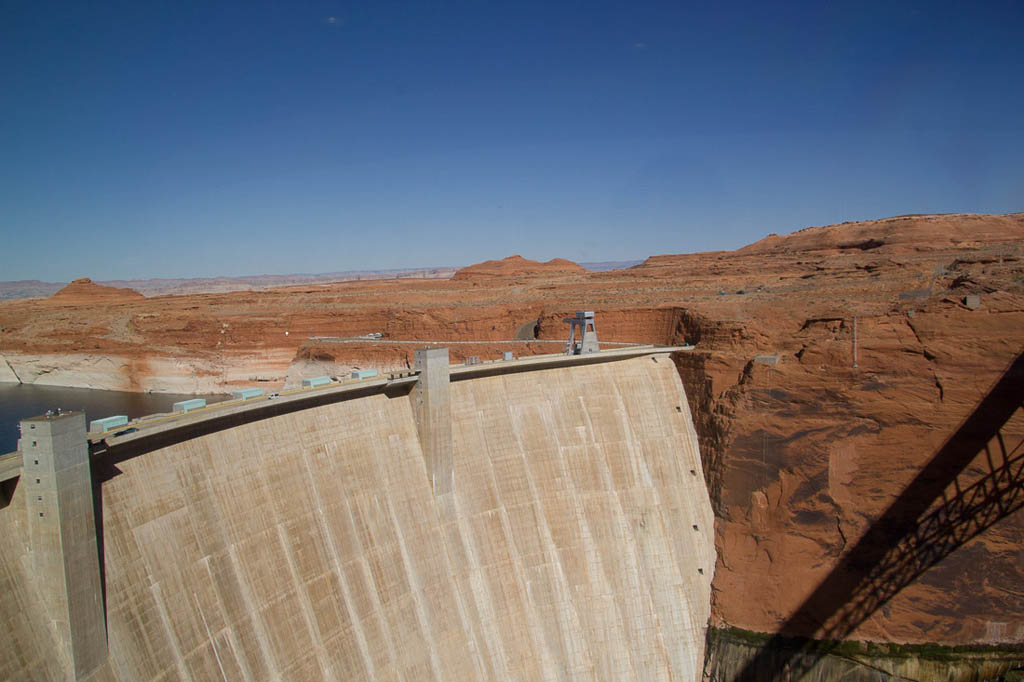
[0, 383, 228, 453]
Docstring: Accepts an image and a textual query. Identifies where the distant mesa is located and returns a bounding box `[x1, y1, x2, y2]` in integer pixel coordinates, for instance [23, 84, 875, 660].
[631, 250, 728, 270]
[452, 255, 586, 280]
[49, 277, 145, 304]
[627, 212, 1024, 271]
[735, 213, 1024, 256]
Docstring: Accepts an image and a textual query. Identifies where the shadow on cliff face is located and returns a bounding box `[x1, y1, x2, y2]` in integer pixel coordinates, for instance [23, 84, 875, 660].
[668, 307, 743, 515]
[730, 350, 1024, 681]
[674, 350, 730, 514]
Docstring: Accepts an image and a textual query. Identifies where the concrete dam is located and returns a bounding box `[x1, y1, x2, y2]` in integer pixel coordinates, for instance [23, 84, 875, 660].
[1, 347, 716, 681]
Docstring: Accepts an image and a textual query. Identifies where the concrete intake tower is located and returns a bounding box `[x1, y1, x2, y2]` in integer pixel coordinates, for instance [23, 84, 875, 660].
[1, 348, 715, 681]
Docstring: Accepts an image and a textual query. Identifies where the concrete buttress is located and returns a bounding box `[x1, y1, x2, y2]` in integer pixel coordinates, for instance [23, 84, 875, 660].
[411, 347, 454, 494]
[20, 412, 107, 680]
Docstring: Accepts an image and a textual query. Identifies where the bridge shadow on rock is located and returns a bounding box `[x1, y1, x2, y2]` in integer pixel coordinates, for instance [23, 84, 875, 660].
[732, 351, 1024, 681]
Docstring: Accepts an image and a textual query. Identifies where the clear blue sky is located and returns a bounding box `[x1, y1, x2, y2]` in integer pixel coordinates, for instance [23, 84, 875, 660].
[2, 0, 1022, 281]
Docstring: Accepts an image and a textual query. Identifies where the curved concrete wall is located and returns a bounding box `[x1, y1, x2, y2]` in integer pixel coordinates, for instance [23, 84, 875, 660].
[2, 354, 715, 681]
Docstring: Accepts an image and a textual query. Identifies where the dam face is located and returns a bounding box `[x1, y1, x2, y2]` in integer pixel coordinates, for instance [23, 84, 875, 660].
[1, 354, 715, 681]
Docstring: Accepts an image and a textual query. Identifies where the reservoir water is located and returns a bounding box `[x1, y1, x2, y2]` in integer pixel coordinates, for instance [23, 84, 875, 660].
[0, 383, 228, 453]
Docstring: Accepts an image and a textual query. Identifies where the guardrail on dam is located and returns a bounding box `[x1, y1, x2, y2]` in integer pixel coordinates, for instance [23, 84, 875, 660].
[1, 345, 716, 681]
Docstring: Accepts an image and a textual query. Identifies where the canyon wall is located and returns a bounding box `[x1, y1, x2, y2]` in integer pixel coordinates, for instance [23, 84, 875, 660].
[671, 304, 1024, 647]
[0, 349, 296, 394]
[1, 355, 716, 681]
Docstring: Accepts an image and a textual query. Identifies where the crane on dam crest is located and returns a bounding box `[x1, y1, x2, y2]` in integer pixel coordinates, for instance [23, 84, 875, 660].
[564, 310, 600, 354]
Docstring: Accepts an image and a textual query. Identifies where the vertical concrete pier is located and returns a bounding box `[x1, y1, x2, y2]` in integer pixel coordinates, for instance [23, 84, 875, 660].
[20, 412, 106, 680]
[411, 347, 454, 494]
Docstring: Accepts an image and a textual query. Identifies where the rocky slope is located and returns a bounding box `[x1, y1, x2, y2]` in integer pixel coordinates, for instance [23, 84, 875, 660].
[0, 212, 1022, 657]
